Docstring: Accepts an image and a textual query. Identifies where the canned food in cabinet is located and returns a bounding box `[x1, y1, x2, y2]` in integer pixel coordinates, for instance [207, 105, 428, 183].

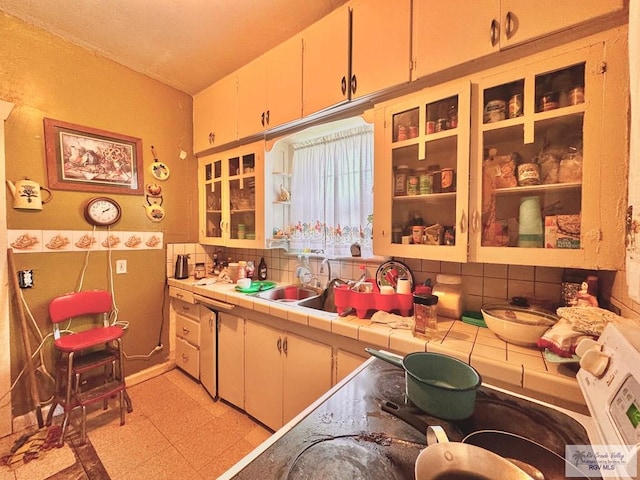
[508, 94, 523, 118]
[408, 125, 418, 138]
[569, 86, 584, 105]
[407, 175, 420, 196]
[426, 121, 436, 135]
[441, 168, 455, 192]
[435, 118, 448, 132]
[483, 100, 506, 123]
[541, 92, 559, 111]
[394, 165, 410, 196]
[397, 125, 408, 141]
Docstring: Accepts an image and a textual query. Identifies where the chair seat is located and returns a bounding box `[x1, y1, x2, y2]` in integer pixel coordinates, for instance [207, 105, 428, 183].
[54, 326, 124, 352]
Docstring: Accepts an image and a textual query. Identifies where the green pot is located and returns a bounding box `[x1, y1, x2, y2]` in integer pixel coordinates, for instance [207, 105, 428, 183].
[366, 349, 482, 420]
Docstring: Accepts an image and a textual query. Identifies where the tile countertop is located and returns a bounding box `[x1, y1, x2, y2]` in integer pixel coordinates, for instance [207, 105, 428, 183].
[168, 277, 589, 414]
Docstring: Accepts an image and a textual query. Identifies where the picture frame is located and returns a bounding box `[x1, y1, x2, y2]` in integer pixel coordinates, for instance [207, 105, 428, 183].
[44, 118, 143, 195]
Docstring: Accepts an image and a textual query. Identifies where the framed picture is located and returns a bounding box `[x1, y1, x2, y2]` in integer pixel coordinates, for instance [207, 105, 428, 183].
[44, 118, 143, 195]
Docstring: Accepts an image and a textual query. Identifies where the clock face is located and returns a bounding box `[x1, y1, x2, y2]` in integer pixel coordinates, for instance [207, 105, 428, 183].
[84, 197, 122, 226]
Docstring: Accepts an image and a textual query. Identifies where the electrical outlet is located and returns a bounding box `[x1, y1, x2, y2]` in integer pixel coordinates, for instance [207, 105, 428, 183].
[116, 260, 127, 274]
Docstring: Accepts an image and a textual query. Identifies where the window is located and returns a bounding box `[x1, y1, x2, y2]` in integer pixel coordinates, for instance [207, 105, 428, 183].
[288, 121, 374, 257]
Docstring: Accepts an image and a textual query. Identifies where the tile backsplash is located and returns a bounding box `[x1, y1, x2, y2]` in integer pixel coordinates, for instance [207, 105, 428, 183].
[166, 243, 638, 318]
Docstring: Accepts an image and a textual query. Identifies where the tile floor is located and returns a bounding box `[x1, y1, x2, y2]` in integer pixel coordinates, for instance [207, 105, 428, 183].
[0, 369, 272, 480]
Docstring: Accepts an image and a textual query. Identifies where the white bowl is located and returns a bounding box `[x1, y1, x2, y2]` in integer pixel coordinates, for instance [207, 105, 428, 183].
[481, 304, 558, 346]
[236, 278, 252, 290]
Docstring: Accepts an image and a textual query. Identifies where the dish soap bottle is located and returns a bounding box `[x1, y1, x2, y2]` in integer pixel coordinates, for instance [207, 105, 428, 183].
[257, 257, 268, 281]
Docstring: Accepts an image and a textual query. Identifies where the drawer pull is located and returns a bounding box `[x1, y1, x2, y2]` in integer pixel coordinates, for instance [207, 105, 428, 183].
[181, 353, 189, 362]
[182, 327, 190, 335]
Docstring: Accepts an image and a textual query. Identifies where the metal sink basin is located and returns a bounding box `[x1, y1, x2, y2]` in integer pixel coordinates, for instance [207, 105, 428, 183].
[296, 295, 338, 313]
[253, 285, 322, 303]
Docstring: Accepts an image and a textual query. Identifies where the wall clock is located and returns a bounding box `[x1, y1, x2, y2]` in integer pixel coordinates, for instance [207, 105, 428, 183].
[84, 197, 122, 226]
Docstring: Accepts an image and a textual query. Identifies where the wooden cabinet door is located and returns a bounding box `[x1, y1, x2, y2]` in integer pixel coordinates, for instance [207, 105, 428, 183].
[217, 312, 245, 409]
[199, 306, 216, 398]
[350, 0, 411, 99]
[266, 33, 303, 130]
[335, 349, 366, 384]
[499, 0, 624, 48]
[193, 84, 215, 154]
[412, 0, 499, 80]
[302, 5, 350, 116]
[210, 73, 238, 148]
[237, 56, 267, 140]
[244, 321, 284, 430]
[282, 332, 333, 425]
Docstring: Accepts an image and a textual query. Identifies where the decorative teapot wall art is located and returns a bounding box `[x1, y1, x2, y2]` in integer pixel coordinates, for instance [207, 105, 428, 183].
[6, 178, 53, 210]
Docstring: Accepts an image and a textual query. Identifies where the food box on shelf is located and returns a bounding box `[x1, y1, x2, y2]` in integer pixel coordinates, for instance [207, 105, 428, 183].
[334, 284, 413, 319]
[544, 215, 581, 249]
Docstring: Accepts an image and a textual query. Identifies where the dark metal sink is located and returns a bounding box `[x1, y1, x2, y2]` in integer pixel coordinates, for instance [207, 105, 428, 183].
[253, 285, 322, 302]
[297, 295, 337, 312]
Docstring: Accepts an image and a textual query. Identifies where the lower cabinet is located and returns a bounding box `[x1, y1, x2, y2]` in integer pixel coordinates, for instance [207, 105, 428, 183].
[335, 349, 367, 384]
[170, 287, 201, 379]
[244, 320, 333, 430]
[218, 312, 245, 409]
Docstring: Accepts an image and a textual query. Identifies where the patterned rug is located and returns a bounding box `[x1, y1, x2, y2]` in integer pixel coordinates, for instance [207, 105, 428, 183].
[1, 425, 110, 480]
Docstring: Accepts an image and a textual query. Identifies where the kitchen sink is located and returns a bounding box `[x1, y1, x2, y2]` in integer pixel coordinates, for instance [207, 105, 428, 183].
[252, 285, 322, 302]
[296, 295, 338, 313]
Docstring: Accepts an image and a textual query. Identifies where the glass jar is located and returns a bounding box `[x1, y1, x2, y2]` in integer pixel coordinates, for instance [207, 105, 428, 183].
[432, 274, 463, 319]
[394, 165, 410, 196]
[413, 294, 439, 339]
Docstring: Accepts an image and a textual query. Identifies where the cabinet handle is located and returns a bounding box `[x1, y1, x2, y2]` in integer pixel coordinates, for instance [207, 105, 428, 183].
[182, 305, 191, 312]
[209, 132, 215, 145]
[505, 11, 515, 39]
[261, 112, 265, 127]
[277, 337, 282, 354]
[176, 292, 184, 299]
[471, 209, 479, 233]
[182, 353, 189, 362]
[490, 19, 499, 46]
[459, 210, 467, 234]
[182, 327, 190, 335]
[265, 110, 270, 125]
[341, 76, 347, 96]
[350, 74, 357, 95]
[283, 337, 288, 356]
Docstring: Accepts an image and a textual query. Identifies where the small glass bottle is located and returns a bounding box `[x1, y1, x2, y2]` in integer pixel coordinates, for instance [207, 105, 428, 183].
[194, 262, 206, 280]
[413, 294, 439, 339]
[245, 260, 255, 280]
[257, 257, 268, 281]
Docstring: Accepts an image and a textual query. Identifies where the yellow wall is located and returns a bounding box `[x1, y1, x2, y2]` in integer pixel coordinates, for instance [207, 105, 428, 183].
[1, 12, 198, 416]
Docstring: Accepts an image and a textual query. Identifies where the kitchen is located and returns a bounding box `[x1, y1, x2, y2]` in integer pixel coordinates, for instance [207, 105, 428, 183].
[1, 0, 640, 478]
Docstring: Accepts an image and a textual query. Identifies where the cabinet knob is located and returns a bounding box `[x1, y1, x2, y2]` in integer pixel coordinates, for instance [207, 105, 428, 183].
[182, 327, 190, 335]
[350, 75, 357, 95]
[277, 337, 282, 353]
[490, 19, 499, 47]
[341, 76, 347, 96]
[261, 111, 266, 127]
[181, 353, 189, 362]
[283, 337, 288, 356]
[265, 110, 270, 125]
[504, 11, 516, 39]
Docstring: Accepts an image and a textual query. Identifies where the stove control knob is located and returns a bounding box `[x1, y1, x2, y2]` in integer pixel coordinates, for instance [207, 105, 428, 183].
[579, 349, 610, 378]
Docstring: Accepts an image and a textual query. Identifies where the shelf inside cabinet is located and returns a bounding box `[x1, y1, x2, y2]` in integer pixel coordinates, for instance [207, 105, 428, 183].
[493, 182, 581, 196]
[393, 192, 456, 201]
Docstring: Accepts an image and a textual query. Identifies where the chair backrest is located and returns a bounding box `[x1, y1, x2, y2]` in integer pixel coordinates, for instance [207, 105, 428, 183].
[49, 290, 113, 340]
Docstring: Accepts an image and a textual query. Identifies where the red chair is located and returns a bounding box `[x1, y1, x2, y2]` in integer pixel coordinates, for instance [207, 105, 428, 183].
[45, 290, 131, 446]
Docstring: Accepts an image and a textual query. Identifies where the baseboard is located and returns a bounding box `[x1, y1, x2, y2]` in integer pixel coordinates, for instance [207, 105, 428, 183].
[9, 360, 176, 436]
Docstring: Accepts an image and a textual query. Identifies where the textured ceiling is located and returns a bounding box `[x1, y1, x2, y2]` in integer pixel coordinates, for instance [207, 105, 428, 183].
[0, 0, 349, 95]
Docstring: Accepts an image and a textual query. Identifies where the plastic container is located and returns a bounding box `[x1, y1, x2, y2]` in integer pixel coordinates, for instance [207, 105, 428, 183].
[432, 274, 463, 319]
[413, 294, 439, 339]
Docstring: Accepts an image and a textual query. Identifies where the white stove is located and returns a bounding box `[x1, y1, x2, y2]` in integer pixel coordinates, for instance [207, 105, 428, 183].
[578, 322, 640, 479]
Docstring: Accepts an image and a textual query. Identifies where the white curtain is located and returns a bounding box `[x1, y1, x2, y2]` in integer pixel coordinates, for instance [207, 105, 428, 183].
[289, 126, 373, 257]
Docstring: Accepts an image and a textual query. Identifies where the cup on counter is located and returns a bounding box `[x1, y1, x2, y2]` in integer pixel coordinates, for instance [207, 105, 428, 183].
[228, 262, 240, 283]
[380, 285, 395, 295]
[396, 277, 412, 295]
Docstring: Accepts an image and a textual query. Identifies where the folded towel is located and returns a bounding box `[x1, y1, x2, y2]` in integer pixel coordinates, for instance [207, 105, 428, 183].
[370, 311, 413, 330]
[537, 318, 594, 357]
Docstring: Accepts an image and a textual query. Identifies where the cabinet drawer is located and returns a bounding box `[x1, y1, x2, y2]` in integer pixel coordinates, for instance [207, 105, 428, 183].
[172, 298, 199, 321]
[176, 337, 200, 379]
[169, 286, 196, 304]
[176, 314, 201, 347]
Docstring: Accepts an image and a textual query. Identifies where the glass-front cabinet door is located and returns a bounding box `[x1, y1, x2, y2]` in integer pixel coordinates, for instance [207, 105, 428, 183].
[470, 43, 618, 268]
[199, 141, 264, 246]
[374, 81, 471, 262]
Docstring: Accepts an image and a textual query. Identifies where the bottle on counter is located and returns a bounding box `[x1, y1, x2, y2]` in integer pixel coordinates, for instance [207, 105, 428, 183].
[246, 260, 255, 280]
[413, 294, 439, 340]
[257, 257, 268, 280]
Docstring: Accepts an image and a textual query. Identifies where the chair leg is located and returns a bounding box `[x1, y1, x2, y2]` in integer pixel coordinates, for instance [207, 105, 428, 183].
[80, 405, 87, 445]
[119, 390, 125, 426]
[57, 352, 76, 447]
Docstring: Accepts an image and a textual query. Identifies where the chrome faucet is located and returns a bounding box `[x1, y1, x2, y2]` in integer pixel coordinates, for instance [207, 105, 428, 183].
[320, 258, 332, 287]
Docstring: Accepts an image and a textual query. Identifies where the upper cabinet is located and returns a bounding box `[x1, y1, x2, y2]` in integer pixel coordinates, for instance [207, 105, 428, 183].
[302, 0, 411, 117]
[469, 42, 625, 269]
[301, 5, 350, 116]
[237, 33, 303, 139]
[373, 82, 472, 263]
[193, 73, 238, 153]
[198, 141, 264, 247]
[412, 0, 624, 81]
